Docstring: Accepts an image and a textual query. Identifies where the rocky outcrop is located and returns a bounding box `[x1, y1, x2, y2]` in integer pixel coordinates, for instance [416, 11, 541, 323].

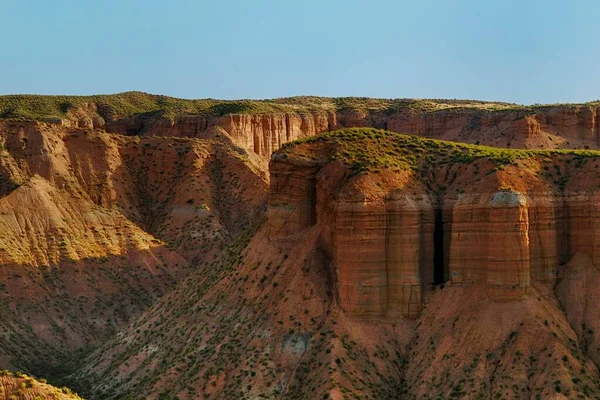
[267, 130, 600, 320]
[446, 191, 532, 300]
[69, 126, 600, 399]
[268, 155, 541, 318]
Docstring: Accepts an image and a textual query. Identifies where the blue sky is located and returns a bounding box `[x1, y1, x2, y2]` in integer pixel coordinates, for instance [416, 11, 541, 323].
[1, 0, 599, 104]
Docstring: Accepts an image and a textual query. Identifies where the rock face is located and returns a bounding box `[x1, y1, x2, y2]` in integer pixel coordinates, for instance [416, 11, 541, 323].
[106, 112, 336, 156]
[446, 191, 533, 300]
[267, 130, 600, 320]
[332, 188, 433, 319]
[267, 159, 319, 237]
[99, 105, 600, 155]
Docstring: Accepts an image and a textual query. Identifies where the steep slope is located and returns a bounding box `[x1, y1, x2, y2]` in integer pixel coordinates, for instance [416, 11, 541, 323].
[0, 175, 188, 373]
[556, 254, 600, 371]
[73, 129, 600, 399]
[0, 121, 268, 264]
[405, 282, 599, 399]
[73, 221, 415, 399]
[0, 122, 268, 376]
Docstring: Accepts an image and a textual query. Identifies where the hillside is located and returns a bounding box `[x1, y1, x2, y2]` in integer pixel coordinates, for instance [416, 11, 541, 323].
[0, 121, 268, 378]
[0, 370, 81, 399]
[71, 128, 600, 399]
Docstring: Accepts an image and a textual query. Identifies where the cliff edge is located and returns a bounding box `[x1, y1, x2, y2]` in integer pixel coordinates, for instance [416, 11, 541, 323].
[3, 92, 600, 155]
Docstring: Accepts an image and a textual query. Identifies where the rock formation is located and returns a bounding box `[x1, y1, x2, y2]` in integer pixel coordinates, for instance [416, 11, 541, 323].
[3, 92, 600, 156]
[3, 92, 600, 398]
[72, 128, 600, 399]
[267, 129, 600, 320]
[104, 105, 600, 155]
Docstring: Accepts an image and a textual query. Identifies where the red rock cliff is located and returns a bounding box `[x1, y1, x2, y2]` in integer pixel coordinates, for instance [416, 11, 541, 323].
[95, 105, 600, 155]
[267, 129, 600, 320]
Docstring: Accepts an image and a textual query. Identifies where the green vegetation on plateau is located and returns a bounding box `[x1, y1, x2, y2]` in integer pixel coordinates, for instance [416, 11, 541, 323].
[1, 91, 598, 122]
[280, 128, 600, 173]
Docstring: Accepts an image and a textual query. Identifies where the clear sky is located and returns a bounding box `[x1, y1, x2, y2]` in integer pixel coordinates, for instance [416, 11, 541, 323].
[2, 0, 599, 104]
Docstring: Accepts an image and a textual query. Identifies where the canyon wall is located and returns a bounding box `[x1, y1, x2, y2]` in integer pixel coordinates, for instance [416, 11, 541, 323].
[332, 191, 433, 319]
[267, 147, 600, 320]
[90, 105, 600, 155]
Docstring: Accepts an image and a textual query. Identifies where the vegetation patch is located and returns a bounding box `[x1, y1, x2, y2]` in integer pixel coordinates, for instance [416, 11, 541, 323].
[280, 128, 600, 173]
[2, 91, 598, 122]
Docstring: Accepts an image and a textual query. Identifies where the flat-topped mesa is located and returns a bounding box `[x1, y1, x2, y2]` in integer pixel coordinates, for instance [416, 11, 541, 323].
[3, 93, 600, 154]
[106, 105, 600, 154]
[267, 128, 600, 319]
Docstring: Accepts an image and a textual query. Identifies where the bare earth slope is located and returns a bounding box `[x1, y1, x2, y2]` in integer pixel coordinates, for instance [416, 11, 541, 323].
[73, 129, 600, 399]
[0, 121, 268, 378]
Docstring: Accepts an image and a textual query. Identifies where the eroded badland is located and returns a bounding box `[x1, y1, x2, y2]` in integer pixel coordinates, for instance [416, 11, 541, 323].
[2, 92, 600, 399]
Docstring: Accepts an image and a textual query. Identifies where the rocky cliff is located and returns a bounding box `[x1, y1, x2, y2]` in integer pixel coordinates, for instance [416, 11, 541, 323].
[103, 104, 600, 155]
[3, 92, 600, 156]
[268, 128, 600, 320]
[5, 93, 600, 398]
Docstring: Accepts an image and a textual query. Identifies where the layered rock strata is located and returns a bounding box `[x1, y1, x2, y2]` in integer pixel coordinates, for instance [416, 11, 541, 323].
[267, 132, 600, 320]
[52, 102, 600, 155]
[450, 192, 531, 301]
